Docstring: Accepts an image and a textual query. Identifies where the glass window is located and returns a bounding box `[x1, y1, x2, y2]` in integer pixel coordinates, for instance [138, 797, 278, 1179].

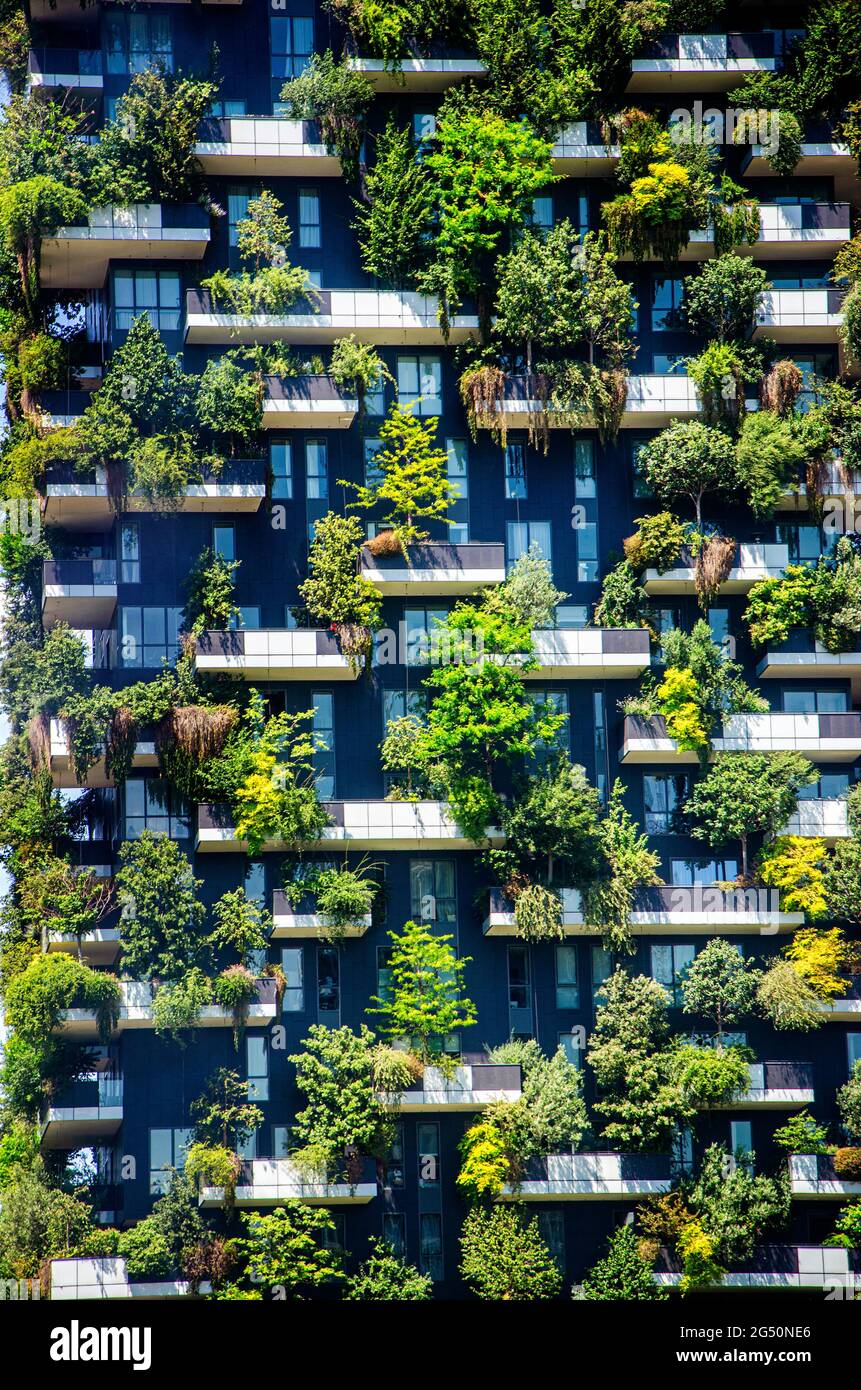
[574, 439, 596, 498]
[555, 605, 588, 629]
[508, 945, 532, 1036]
[246, 1036, 268, 1102]
[670, 857, 739, 885]
[305, 440, 328, 500]
[559, 1032, 582, 1067]
[651, 943, 696, 1006]
[317, 943, 339, 1019]
[410, 860, 456, 926]
[631, 437, 653, 498]
[417, 1123, 440, 1187]
[412, 112, 436, 148]
[591, 945, 612, 1000]
[228, 185, 259, 251]
[778, 522, 822, 564]
[529, 195, 554, 229]
[537, 1210, 565, 1270]
[783, 689, 848, 714]
[576, 521, 598, 583]
[847, 1034, 861, 1072]
[731, 1119, 754, 1166]
[528, 688, 569, 763]
[121, 523, 140, 583]
[311, 690, 334, 797]
[124, 779, 189, 839]
[382, 688, 425, 726]
[376, 946, 393, 1005]
[671, 1128, 695, 1178]
[113, 269, 180, 333]
[446, 437, 469, 541]
[505, 443, 527, 499]
[507, 520, 552, 572]
[271, 442, 293, 500]
[643, 774, 689, 834]
[119, 607, 180, 669]
[213, 524, 235, 562]
[652, 276, 684, 333]
[419, 1213, 443, 1282]
[384, 1213, 406, 1255]
[384, 1124, 404, 1189]
[105, 11, 173, 75]
[149, 1127, 190, 1194]
[404, 605, 448, 666]
[270, 14, 314, 97]
[799, 771, 849, 800]
[397, 354, 441, 415]
[555, 946, 579, 1009]
[298, 188, 320, 248]
[281, 947, 304, 1012]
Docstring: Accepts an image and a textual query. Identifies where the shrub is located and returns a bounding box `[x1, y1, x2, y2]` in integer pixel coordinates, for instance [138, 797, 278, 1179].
[212, 966, 259, 1049]
[5, 954, 120, 1044]
[184, 1143, 242, 1204]
[512, 881, 564, 941]
[837, 1060, 861, 1142]
[827, 1202, 861, 1249]
[460, 1205, 563, 1301]
[117, 1221, 173, 1282]
[279, 52, 372, 183]
[784, 926, 857, 1000]
[671, 1044, 752, 1108]
[833, 1148, 861, 1181]
[581, 1223, 667, 1301]
[736, 410, 807, 518]
[773, 1110, 831, 1154]
[151, 970, 213, 1042]
[622, 512, 687, 574]
[677, 1219, 725, 1293]
[308, 863, 379, 941]
[457, 1116, 515, 1202]
[593, 559, 651, 629]
[344, 1238, 432, 1300]
[757, 959, 822, 1032]
[757, 837, 828, 918]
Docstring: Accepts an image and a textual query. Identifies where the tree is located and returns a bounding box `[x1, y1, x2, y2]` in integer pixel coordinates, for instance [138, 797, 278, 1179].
[683, 254, 768, 342]
[341, 399, 452, 551]
[232, 705, 330, 856]
[581, 1223, 666, 1301]
[196, 354, 263, 454]
[680, 937, 762, 1044]
[353, 118, 432, 287]
[0, 176, 87, 320]
[493, 220, 587, 370]
[499, 759, 604, 890]
[783, 926, 857, 999]
[236, 1202, 344, 1298]
[757, 959, 822, 1032]
[298, 511, 382, 665]
[280, 52, 373, 184]
[482, 542, 567, 630]
[289, 1024, 390, 1162]
[182, 546, 240, 636]
[685, 751, 818, 878]
[758, 836, 828, 919]
[115, 832, 205, 981]
[4, 953, 120, 1045]
[583, 781, 662, 954]
[18, 857, 113, 958]
[837, 1060, 861, 1141]
[344, 1238, 433, 1300]
[688, 1144, 790, 1264]
[190, 1068, 263, 1151]
[735, 410, 807, 519]
[368, 920, 476, 1061]
[459, 1205, 562, 1300]
[490, 1039, 588, 1153]
[0, 1166, 99, 1279]
[208, 888, 272, 969]
[639, 420, 739, 528]
[824, 838, 861, 925]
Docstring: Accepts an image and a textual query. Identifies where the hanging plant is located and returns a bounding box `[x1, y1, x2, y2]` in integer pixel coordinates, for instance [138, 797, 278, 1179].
[760, 360, 803, 416]
[459, 363, 508, 446]
[692, 533, 736, 607]
[510, 880, 564, 942]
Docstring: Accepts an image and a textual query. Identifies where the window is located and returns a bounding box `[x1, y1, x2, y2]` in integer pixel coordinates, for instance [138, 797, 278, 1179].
[555, 946, 579, 1009]
[651, 943, 695, 1006]
[321, 1214, 345, 1251]
[631, 436, 654, 499]
[363, 436, 384, 487]
[777, 521, 824, 564]
[397, 354, 441, 415]
[417, 1123, 440, 1187]
[270, 14, 313, 103]
[384, 1124, 404, 1189]
[574, 439, 596, 499]
[376, 946, 393, 1005]
[537, 1211, 565, 1271]
[555, 605, 588, 629]
[311, 690, 334, 797]
[848, 1034, 861, 1073]
[559, 1032, 582, 1067]
[119, 607, 181, 669]
[446, 438, 469, 542]
[593, 690, 607, 802]
[271, 442, 293, 499]
[121, 523, 140, 584]
[708, 607, 730, 651]
[783, 689, 848, 714]
[228, 185, 259, 252]
[507, 520, 551, 572]
[412, 112, 436, 148]
[671, 1128, 694, 1178]
[305, 440, 328, 499]
[651, 276, 684, 333]
[281, 947, 304, 1012]
[670, 857, 739, 885]
[528, 688, 569, 763]
[213, 524, 235, 562]
[384, 1213, 406, 1255]
[730, 1120, 754, 1167]
[149, 1128, 190, 1194]
[508, 945, 533, 1036]
[105, 11, 172, 74]
[576, 518, 598, 583]
[404, 605, 448, 666]
[591, 945, 612, 1000]
[318, 943, 339, 1020]
[410, 860, 456, 926]
[504, 443, 527, 499]
[113, 269, 180, 333]
[230, 606, 261, 631]
[246, 1036, 268, 1102]
[799, 771, 850, 800]
[419, 1213, 443, 1282]
[208, 98, 247, 118]
[124, 779, 189, 839]
[298, 188, 321, 248]
[382, 688, 425, 726]
[529, 195, 554, 230]
[643, 774, 690, 834]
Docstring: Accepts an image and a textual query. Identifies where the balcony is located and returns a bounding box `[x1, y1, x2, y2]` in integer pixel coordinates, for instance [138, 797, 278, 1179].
[199, 1155, 378, 1207]
[818, 992, 861, 1021]
[40, 1074, 123, 1148]
[262, 375, 359, 429]
[484, 887, 586, 937]
[42, 460, 266, 529]
[195, 117, 340, 175]
[551, 121, 619, 174]
[758, 632, 861, 696]
[654, 1245, 861, 1291]
[50, 1256, 210, 1301]
[194, 628, 359, 680]
[777, 461, 861, 512]
[754, 203, 852, 259]
[473, 373, 715, 431]
[527, 627, 651, 679]
[47, 926, 121, 965]
[484, 883, 802, 936]
[621, 712, 861, 764]
[37, 387, 89, 430]
[779, 797, 851, 841]
[789, 1153, 861, 1199]
[271, 889, 371, 938]
[197, 800, 504, 853]
[642, 541, 789, 595]
[714, 1061, 814, 1109]
[41, 205, 210, 290]
[31, 0, 241, 15]
[628, 31, 780, 92]
[500, 1151, 672, 1201]
[755, 287, 845, 342]
[360, 541, 505, 596]
[345, 56, 486, 91]
[42, 559, 117, 627]
[744, 143, 855, 178]
[55, 978, 278, 1037]
[381, 1062, 523, 1112]
[27, 48, 103, 92]
[185, 287, 479, 345]
[48, 718, 157, 789]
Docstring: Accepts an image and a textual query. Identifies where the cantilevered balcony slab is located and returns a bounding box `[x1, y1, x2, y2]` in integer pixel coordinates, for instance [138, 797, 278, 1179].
[199, 1156, 378, 1207]
[744, 142, 855, 177]
[789, 1153, 861, 1199]
[758, 634, 861, 698]
[271, 889, 371, 938]
[381, 1063, 523, 1112]
[777, 463, 861, 512]
[551, 122, 619, 174]
[616, 204, 852, 263]
[36, 387, 89, 431]
[346, 56, 486, 91]
[197, 800, 504, 852]
[484, 888, 586, 937]
[42, 559, 117, 627]
[484, 884, 802, 936]
[778, 797, 850, 841]
[262, 375, 359, 428]
[526, 628, 651, 679]
[818, 996, 861, 1021]
[361, 542, 505, 596]
[755, 287, 844, 341]
[55, 979, 277, 1037]
[194, 628, 359, 680]
[713, 1062, 814, 1109]
[654, 1245, 860, 1291]
[621, 712, 861, 764]
[47, 926, 121, 965]
[642, 541, 789, 595]
[50, 1258, 209, 1301]
[473, 373, 708, 431]
[41, 205, 210, 290]
[185, 288, 478, 345]
[27, 47, 103, 92]
[42, 461, 266, 529]
[32, 0, 239, 14]
[628, 31, 779, 92]
[48, 718, 158, 789]
[500, 1152, 672, 1201]
[40, 1077, 123, 1148]
[195, 117, 340, 175]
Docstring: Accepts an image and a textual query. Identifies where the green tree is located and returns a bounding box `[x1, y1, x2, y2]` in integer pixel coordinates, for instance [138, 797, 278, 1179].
[368, 920, 476, 1061]
[298, 510, 382, 664]
[4, 953, 120, 1045]
[181, 546, 241, 635]
[459, 1205, 562, 1300]
[344, 1238, 433, 1300]
[499, 759, 604, 890]
[584, 781, 662, 954]
[824, 835, 861, 925]
[341, 399, 452, 551]
[581, 1223, 666, 1301]
[289, 1024, 390, 1162]
[0, 1166, 98, 1279]
[0, 176, 86, 320]
[493, 219, 587, 370]
[680, 937, 762, 1044]
[196, 353, 263, 453]
[190, 1068, 263, 1150]
[735, 411, 807, 519]
[115, 831, 205, 981]
[489, 1039, 588, 1152]
[685, 751, 818, 878]
[837, 1060, 861, 1142]
[353, 118, 432, 287]
[688, 1143, 790, 1263]
[280, 52, 373, 183]
[683, 254, 768, 341]
[639, 420, 739, 528]
[482, 542, 567, 630]
[208, 888, 271, 969]
[236, 1202, 344, 1297]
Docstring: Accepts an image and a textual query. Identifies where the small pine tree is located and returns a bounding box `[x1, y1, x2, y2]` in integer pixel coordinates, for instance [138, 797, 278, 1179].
[581, 1223, 666, 1301]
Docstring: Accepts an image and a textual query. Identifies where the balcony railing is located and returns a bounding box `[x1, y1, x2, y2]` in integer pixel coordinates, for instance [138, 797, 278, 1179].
[200, 1154, 378, 1207]
[43, 559, 117, 588]
[28, 47, 103, 81]
[360, 541, 506, 595]
[639, 31, 781, 60]
[390, 1062, 523, 1111]
[789, 1153, 861, 1196]
[503, 1151, 673, 1199]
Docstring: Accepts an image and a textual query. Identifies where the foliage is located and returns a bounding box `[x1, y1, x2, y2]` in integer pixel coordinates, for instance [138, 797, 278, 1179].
[341, 399, 452, 551]
[353, 118, 432, 288]
[305, 863, 378, 941]
[344, 1238, 433, 1300]
[680, 937, 761, 1042]
[593, 559, 651, 630]
[483, 542, 567, 631]
[298, 511, 382, 664]
[202, 190, 311, 316]
[0, 1167, 99, 1279]
[151, 969, 213, 1041]
[196, 353, 263, 452]
[837, 1060, 861, 1142]
[827, 1202, 861, 1249]
[184, 1143, 242, 1205]
[368, 920, 476, 1060]
[289, 1024, 391, 1162]
[772, 1111, 831, 1154]
[823, 837, 861, 926]
[623, 511, 687, 575]
[685, 751, 818, 877]
[686, 341, 751, 428]
[683, 255, 768, 342]
[279, 52, 372, 183]
[190, 1068, 263, 1151]
[489, 1039, 588, 1154]
[457, 1115, 517, 1202]
[784, 927, 857, 1000]
[329, 335, 393, 417]
[745, 537, 861, 654]
[208, 889, 271, 969]
[212, 966, 260, 1047]
[498, 759, 604, 892]
[639, 419, 738, 527]
[117, 1221, 173, 1281]
[0, 176, 87, 319]
[833, 1149, 861, 1180]
[459, 1205, 562, 1300]
[5, 953, 120, 1044]
[671, 1043, 752, 1107]
[735, 411, 808, 519]
[236, 1202, 344, 1298]
[232, 703, 330, 856]
[115, 831, 205, 981]
[757, 959, 823, 1033]
[583, 780, 662, 954]
[758, 837, 827, 919]
[676, 1219, 725, 1294]
[581, 1223, 667, 1301]
[687, 1144, 790, 1264]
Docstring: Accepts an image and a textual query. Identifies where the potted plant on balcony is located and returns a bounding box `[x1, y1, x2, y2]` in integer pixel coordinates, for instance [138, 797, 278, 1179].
[298, 511, 382, 670]
[279, 52, 373, 186]
[201, 191, 318, 319]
